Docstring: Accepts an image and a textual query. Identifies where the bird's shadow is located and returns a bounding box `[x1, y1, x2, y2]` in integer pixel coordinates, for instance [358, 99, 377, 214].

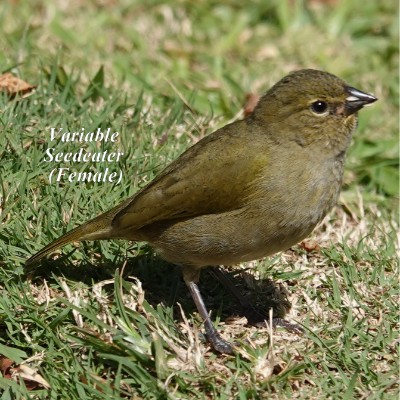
[29, 248, 292, 327]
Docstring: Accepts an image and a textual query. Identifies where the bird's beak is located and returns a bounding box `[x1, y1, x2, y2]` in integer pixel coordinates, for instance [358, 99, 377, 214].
[345, 86, 377, 115]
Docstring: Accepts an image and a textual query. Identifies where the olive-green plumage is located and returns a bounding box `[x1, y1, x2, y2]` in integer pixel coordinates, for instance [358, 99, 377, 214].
[26, 69, 377, 353]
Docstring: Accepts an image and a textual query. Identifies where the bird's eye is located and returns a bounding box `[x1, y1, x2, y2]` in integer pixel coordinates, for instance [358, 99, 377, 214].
[310, 101, 328, 114]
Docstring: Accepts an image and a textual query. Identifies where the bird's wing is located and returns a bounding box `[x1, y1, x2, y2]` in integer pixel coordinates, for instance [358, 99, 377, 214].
[113, 121, 265, 231]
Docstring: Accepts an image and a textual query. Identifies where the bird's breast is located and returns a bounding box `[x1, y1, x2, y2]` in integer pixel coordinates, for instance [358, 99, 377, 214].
[251, 150, 345, 243]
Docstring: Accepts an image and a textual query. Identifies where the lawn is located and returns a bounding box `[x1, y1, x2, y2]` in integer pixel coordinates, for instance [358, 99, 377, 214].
[0, 1, 398, 399]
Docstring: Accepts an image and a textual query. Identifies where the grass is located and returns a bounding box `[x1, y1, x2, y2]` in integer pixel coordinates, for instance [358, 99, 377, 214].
[0, 0, 398, 398]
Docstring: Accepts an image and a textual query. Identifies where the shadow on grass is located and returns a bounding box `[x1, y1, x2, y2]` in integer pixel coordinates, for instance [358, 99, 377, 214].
[27, 248, 292, 327]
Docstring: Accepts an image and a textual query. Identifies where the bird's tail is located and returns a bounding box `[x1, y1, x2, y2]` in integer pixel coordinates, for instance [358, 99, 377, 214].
[26, 226, 83, 267]
[25, 217, 111, 267]
[24, 200, 131, 268]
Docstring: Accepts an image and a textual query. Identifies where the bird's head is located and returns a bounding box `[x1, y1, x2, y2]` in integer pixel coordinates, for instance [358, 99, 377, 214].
[252, 69, 377, 151]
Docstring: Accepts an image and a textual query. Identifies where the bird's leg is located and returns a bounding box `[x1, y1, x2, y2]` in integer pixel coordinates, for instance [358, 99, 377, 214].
[182, 266, 233, 354]
[210, 266, 303, 334]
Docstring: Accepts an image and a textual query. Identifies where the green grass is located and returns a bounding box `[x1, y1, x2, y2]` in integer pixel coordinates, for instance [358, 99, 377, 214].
[0, 1, 398, 398]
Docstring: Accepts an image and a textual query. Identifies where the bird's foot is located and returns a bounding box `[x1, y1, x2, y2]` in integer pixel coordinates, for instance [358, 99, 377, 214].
[205, 325, 233, 354]
[204, 317, 233, 353]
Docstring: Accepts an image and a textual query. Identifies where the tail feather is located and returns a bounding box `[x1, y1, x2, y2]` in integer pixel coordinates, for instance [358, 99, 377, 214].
[25, 214, 116, 268]
[25, 227, 85, 267]
[25, 197, 136, 267]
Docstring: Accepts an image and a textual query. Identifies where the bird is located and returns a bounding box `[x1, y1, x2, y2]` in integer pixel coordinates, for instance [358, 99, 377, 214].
[26, 69, 377, 354]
